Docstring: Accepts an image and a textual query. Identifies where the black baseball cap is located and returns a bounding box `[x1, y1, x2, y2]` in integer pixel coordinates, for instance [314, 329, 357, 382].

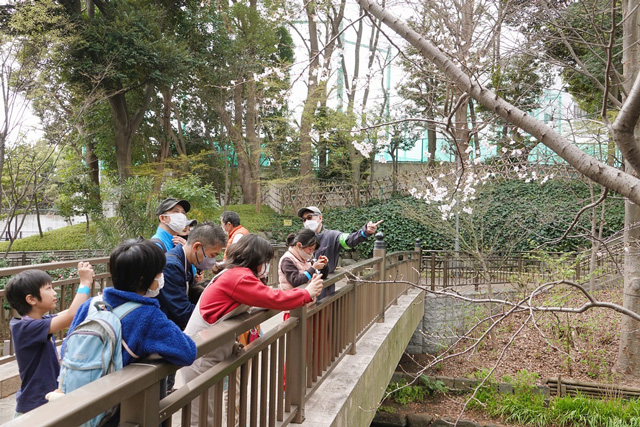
[155, 198, 191, 216]
[297, 206, 322, 218]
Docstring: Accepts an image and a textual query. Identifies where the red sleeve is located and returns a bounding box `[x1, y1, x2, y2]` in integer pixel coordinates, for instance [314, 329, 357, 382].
[199, 268, 312, 324]
[230, 272, 312, 310]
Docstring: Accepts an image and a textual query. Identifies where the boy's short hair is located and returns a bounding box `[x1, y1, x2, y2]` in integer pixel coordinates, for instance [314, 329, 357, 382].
[109, 239, 166, 294]
[5, 270, 53, 316]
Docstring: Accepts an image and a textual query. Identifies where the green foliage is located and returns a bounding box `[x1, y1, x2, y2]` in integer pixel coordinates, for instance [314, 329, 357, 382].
[55, 149, 102, 223]
[419, 375, 447, 395]
[385, 379, 430, 405]
[0, 223, 94, 252]
[211, 205, 279, 235]
[268, 178, 624, 258]
[470, 369, 640, 427]
[91, 177, 157, 250]
[160, 174, 220, 221]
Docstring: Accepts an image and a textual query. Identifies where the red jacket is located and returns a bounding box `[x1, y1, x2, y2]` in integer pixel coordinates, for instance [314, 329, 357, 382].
[199, 267, 313, 324]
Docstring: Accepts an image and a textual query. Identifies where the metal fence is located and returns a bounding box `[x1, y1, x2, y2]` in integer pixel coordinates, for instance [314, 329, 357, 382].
[3, 237, 421, 426]
[421, 246, 624, 291]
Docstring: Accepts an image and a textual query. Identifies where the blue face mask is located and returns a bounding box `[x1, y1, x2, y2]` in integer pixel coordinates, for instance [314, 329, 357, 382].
[195, 246, 217, 270]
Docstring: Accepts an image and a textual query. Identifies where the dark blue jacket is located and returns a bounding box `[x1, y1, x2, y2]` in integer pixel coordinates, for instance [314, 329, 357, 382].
[315, 225, 371, 298]
[66, 287, 196, 367]
[157, 244, 195, 330]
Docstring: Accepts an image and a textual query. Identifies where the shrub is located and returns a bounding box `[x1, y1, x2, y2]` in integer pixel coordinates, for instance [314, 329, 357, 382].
[211, 205, 279, 235]
[0, 223, 95, 252]
[386, 379, 429, 405]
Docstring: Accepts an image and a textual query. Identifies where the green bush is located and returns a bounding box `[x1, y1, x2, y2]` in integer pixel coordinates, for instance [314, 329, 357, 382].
[385, 379, 430, 405]
[470, 369, 640, 427]
[0, 223, 95, 252]
[471, 180, 624, 253]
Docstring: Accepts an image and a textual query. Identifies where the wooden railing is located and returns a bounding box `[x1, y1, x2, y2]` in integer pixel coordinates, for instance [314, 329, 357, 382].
[0, 249, 108, 266]
[4, 234, 421, 426]
[0, 257, 111, 363]
[0, 246, 289, 363]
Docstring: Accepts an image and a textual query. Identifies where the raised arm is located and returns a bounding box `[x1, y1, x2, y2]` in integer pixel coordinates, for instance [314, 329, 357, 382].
[49, 261, 94, 333]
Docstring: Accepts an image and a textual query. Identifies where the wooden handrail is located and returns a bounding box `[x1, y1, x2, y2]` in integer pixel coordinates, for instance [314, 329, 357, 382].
[4, 240, 421, 426]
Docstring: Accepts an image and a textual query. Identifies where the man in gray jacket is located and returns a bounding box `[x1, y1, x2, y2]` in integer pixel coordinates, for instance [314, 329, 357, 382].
[297, 205, 382, 298]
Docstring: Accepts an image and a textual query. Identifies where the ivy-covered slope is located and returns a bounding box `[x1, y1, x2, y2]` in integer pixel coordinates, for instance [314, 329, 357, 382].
[271, 179, 623, 258]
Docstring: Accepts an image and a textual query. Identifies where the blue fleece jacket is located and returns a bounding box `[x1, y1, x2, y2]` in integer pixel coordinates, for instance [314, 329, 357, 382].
[66, 287, 196, 367]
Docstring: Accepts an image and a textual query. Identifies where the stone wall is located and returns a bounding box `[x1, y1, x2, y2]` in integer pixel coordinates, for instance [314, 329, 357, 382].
[407, 290, 514, 354]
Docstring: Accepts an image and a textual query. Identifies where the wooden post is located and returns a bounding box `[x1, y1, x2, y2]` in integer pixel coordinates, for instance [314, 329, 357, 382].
[414, 239, 422, 290]
[443, 255, 449, 288]
[373, 232, 386, 322]
[120, 378, 160, 425]
[430, 253, 436, 291]
[288, 305, 308, 423]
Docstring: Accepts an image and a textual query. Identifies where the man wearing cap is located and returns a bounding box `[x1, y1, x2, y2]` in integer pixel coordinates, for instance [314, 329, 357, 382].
[298, 205, 383, 298]
[150, 197, 191, 253]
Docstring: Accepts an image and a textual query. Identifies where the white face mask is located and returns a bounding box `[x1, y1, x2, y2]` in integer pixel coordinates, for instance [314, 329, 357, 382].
[164, 212, 188, 233]
[145, 274, 164, 298]
[296, 245, 312, 261]
[257, 262, 270, 279]
[303, 219, 319, 232]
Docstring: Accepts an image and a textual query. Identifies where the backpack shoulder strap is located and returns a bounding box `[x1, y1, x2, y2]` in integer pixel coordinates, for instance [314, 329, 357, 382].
[111, 302, 143, 360]
[112, 301, 142, 319]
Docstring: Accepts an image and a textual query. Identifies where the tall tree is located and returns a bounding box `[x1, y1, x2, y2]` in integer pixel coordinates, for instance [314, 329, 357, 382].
[357, 0, 640, 376]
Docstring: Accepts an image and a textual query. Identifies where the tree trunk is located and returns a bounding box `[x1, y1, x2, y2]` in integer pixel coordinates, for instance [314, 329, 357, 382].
[85, 141, 101, 209]
[108, 83, 153, 182]
[299, 0, 321, 184]
[245, 78, 261, 210]
[616, 0, 640, 377]
[35, 178, 43, 238]
[427, 122, 437, 166]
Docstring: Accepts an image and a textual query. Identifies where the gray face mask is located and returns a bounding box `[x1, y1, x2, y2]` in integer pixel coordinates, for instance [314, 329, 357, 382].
[195, 246, 217, 270]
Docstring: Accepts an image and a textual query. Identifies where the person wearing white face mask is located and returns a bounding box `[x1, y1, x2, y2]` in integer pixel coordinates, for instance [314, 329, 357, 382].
[279, 229, 328, 291]
[150, 197, 192, 253]
[157, 222, 226, 331]
[297, 205, 383, 299]
[177, 234, 324, 426]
